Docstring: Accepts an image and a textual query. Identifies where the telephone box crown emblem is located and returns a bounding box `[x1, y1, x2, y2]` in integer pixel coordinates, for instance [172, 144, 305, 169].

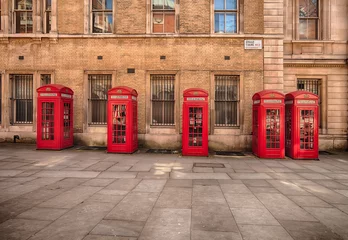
[46, 87, 51, 91]
[117, 90, 122, 93]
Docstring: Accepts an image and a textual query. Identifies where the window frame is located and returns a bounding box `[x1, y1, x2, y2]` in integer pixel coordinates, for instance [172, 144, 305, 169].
[214, 75, 240, 128]
[0, 74, 2, 125]
[43, 0, 51, 33]
[151, 0, 177, 34]
[90, 0, 114, 34]
[298, 0, 320, 40]
[13, 0, 34, 33]
[88, 74, 112, 125]
[213, 0, 239, 34]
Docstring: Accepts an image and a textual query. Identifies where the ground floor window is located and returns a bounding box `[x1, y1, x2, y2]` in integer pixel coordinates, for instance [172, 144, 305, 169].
[151, 74, 175, 126]
[215, 75, 240, 127]
[10, 74, 33, 124]
[40, 74, 51, 86]
[88, 74, 112, 125]
[0, 75, 2, 124]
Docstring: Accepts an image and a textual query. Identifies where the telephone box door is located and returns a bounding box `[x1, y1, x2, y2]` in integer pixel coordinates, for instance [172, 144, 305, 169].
[182, 88, 208, 156]
[38, 100, 58, 149]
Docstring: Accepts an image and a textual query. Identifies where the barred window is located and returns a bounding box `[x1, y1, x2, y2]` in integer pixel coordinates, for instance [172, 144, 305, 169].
[92, 0, 113, 33]
[151, 74, 175, 126]
[299, 0, 319, 40]
[297, 78, 321, 127]
[40, 74, 51, 86]
[14, 0, 33, 33]
[215, 75, 239, 127]
[88, 74, 112, 125]
[152, 0, 175, 33]
[10, 74, 33, 124]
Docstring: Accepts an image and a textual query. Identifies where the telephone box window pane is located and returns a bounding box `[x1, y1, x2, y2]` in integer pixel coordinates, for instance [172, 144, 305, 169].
[285, 108, 292, 148]
[151, 74, 175, 126]
[300, 110, 314, 150]
[42, 102, 54, 140]
[112, 104, 127, 144]
[189, 107, 203, 147]
[266, 109, 280, 149]
[63, 103, 71, 139]
[88, 74, 112, 125]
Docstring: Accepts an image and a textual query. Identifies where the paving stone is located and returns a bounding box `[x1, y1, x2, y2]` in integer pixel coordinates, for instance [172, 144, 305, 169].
[324, 174, 348, 180]
[136, 172, 169, 179]
[192, 185, 226, 206]
[16, 207, 68, 221]
[106, 165, 132, 172]
[298, 173, 332, 180]
[304, 207, 348, 239]
[256, 193, 318, 222]
[84, 161, 116, 171]
[267, 180, 311, 195]
[0, 170, 24, 177]
[29, 202, 115, 240]
[82, 178, 115, 187]
[171, 171, 230, 179]
[139, 208, 191, 240]
[132, 180, 166, 192]
[192, 204, 239, 232]
[315, 180, 348, 190]
[105, 192, 159, 221]
[270, 168, 294, 173]
[218, 180, 243, 184]
[334, 204, 348, 214]
[248, 187, 280, 193]
[224, 193, 264, 209]
[220, 183, 251, 194]
[0, 219, 51, 240]
[288, 195, 332, 208]
[129, 164, 153, 172]
[97, 172, 137, 179]
[280, 162, 306, 170]
[302, 184, 348, 204]
[105, 179, 141, 191]
[248, 163, 274, 173]
[3, 177, 37, 183]
[231, 208, 280, 225]
[335, 190, 348, 198]
[242, 179, 271, 187]
[228, 173, 272, 180]
[267, 173, 305, 180]
[193, 179, 219, 185]
[34, 170, 99, 178]
[24, 177, 64, 187]
[39, 186, 102, 209]
[0, 184, 43, 204]
[303, 165, 331, 173]
[90, 220, 144, 237]
[83, 235, 137, 240]
[86, 193, 124, 204]
[0, 181, 20, 189]
[291, 179, 317, 186]
[155, 187, 192, 209]
[165, 179, 192, 188]
[238, 225, 293, 240]
[279, 220, 343, 240]
[193, 167, 214, 173]
[191, 230, 242, 240]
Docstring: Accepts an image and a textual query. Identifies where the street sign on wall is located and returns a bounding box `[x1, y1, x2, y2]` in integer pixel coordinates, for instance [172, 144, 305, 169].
[244, 40, 262, 49]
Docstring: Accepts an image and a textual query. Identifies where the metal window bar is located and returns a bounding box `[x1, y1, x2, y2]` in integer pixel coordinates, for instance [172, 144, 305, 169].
[40, 74, 51, 86]
[10, 74, 33, 124]
[151, 74, 175, 126]
[88, 74, 111, 125]
[215, 75, 240, 127]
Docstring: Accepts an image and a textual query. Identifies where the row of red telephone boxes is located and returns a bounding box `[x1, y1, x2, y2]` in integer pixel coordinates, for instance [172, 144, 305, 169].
[36, 85, 318, 159]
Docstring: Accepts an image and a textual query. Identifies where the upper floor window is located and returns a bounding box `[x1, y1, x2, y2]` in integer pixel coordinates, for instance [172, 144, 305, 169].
[152, 0, 175, 33]
[214, 0, 237, 33]
[0, 1, 2, 31]
[44, 0, 52, 33]
[0, 75, 2, 124]
[92, 0, 113, 33]
[299, 0, 319, 40]
[14, 0, 33, 33]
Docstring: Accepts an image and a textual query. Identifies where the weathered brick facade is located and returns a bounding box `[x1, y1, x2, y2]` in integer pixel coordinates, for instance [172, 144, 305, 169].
[0, 0, 347, 151]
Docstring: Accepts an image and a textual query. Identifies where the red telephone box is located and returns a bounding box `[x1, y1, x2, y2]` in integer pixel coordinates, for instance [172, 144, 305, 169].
[37, 84, 74, 150]
[107, 86, 138, 153]
[285, 91, 319, 160]
[182, 88, 208, 156]
[252, 90, 285, 158]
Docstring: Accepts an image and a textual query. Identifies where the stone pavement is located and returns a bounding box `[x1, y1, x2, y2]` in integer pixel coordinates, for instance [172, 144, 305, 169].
[1, 145, 348, 239]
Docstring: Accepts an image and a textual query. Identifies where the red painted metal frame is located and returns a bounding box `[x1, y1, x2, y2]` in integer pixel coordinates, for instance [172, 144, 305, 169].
[252, 90, 285, 159]
[107, 86, 138, 153]
[36, 84, 74, 150]
[285, 91, 319, 160]
[182, 88, 209, 157]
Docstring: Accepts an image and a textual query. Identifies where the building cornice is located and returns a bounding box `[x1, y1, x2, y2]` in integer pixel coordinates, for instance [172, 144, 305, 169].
[284, 64, 347, 68]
